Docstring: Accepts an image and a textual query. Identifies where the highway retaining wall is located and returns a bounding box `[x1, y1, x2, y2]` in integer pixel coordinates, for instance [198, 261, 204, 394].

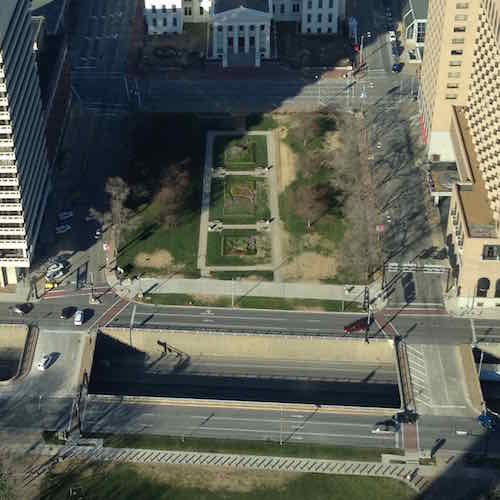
[100, 327, 394, 363]
[0, 324, 29, 382]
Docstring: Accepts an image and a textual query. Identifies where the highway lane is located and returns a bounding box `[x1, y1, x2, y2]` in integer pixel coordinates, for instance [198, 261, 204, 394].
[82, 399, 401, 448]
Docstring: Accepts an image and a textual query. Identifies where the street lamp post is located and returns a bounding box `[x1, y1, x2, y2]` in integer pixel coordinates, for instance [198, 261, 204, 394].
[359, 35, 365, 66]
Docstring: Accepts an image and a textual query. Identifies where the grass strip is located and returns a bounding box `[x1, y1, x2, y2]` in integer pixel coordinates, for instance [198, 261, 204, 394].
[144, 293, 363, 312]
[82, 433, 401, 462]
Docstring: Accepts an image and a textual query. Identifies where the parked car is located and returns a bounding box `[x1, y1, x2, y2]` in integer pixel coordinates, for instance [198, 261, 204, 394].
[45, 282, 58, 290]
[46, 269, 64, 281]
[74, 309, 84, 326]
[344, 317, 369, 334]
[58, 211, 73, 221]
[388, 30, 397, 42]
[55, 224, 72, 234]
[94, 229, 102, 239]
[392, 62, 404, 73]
[10, 303, 33, 316]
[47, 262, 64, 274]
[37, 354, 51, 371]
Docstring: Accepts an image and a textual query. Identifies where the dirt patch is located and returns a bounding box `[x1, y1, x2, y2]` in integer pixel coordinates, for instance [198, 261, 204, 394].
[278, 140, 298, 193]
[134, 250, 173, 269]
[324, 131, 344, 152]
[282, 251, 337, 281]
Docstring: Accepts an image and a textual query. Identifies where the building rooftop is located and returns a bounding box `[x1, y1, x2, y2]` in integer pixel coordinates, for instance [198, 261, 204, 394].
[455, 106, 497, 238]
[30, 0, 66, 35]
[0, 0, 19, 49]
[214, 0, 269, 14]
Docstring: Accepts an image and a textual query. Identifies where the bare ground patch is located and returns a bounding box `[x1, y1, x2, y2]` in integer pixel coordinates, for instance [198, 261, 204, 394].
[134, 250, 173, 269]
[282, 251, 337, 282]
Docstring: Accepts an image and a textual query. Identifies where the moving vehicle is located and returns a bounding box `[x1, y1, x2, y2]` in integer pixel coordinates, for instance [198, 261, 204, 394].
[372, 419, 399, 434]
[344, 317, 369, 334]
[74, 309, 84, 326]
[392, 63, 403, 73]
[45, 282, 58, 290]
[60, 306, 76, 320]
[46, 269, 64, 281]
[55, 224, 72, 234]
[37, 354, 51, 371]
[10, 303, 33, 316]
[47, 262, 64, 274]
[388, 30, 396, 42]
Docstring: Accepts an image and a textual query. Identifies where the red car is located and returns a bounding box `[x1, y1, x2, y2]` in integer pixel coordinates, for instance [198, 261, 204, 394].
[344, 317, 368, 334]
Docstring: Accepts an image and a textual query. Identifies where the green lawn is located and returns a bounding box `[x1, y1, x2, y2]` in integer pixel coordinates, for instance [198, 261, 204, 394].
[210, 176, 270, 224]
[213, 134, 268, 169]
[81, 433, 401, 462]
[207, 230, 271, 266]
[41, 463, 414, 500]
[144, 293, 364, 312]
[246, 113, 278, 131]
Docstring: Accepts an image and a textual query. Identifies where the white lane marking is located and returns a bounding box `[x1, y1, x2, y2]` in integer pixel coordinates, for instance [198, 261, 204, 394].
[186, 426, 394, 440]
[188, 416, 374, 427]
[436, 347, 451, 403]
[135, 312, 286, 322]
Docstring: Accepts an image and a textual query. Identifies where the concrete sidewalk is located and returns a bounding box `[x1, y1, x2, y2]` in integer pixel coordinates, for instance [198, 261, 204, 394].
[108, 272, 381, 306]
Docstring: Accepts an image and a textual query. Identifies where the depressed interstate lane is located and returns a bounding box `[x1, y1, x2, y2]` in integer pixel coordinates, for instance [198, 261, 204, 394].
[82, 398, 401, 448]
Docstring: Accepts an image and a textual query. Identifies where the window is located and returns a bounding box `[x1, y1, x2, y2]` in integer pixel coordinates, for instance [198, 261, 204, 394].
[329, 0, 333, 7]
[327, 27, 332, 32]
[172, 4, 176, 12]
[260, 24, 265, 30]
[307, 28, 311, 33]
[173, 17, 177, 26]
[455, 14, 467, 20]
[447, 83, 459, 88]
[307, 13, 311, 22]
[449, 60, 462, 66]
[445, 94, 458, 99]
[292, 3, 300, 12]
[416, 22, 425, 43]
[217, 25, 222, 31]
[452, 38, 465, 44]
[318, 0, 322, 7]
[280, 3, 285, 13]
[184, 7, 191, 15]
[317, 13, 322, 22]
[272, 4, 275, 12]
[456, 2, 469, 8]
[250, 24, 254, 30]
[454, 26, 466, 32]
[451, 49, 463, 55]
[328, 13, 332, 22]
[228, 25, 233, 31]
[163, 18, 167, 26]
[152, 5, 157, 13]
[317, 27, 321, 33]
[307, 0, 312, 8]
[162, 4, 166, 13]
[152, 18, 157, 26]
[448, 71, 461, 78]
[200, 6, 204, 14]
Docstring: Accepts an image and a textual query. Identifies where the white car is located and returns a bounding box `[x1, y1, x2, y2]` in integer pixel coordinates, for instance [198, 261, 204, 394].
[388, 30, 397, 42]
[55, 224, 72, 234]
[46, 269, 64, 281]
[58, 211, 73, 221]
[74, 309, 84, 326]
[37, 354, 51, 371]
[47, 262, 64, 274]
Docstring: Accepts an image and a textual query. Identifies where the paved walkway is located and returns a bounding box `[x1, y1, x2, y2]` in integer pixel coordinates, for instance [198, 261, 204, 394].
[110, 274, 377, 304]
[34, 444, 429, 493]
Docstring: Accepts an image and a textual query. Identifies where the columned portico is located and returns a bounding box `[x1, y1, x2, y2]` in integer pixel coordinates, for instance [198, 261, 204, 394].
[212, 2, 272, 67]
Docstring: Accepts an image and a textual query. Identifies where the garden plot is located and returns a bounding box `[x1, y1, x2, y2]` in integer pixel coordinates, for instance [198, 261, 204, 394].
[213, 135, 268, 170]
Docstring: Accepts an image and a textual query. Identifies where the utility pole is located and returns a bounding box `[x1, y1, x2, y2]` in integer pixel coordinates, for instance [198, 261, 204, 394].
[359, 35, 365, 66]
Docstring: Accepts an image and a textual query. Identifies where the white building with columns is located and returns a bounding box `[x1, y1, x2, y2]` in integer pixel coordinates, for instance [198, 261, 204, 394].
[212, 0, 271, 67]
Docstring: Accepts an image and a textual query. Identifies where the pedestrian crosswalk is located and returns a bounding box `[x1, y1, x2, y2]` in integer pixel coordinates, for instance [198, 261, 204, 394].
[406, 345, 433, 411]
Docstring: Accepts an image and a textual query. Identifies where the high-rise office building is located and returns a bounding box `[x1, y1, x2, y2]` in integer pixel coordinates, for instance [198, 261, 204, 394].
[419, 0, 500, 307]
[0, 0, 50, 287]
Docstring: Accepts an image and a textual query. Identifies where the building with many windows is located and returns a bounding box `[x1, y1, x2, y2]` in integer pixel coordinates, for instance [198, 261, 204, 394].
[144, 0, 345, 65]
[0, 0, 51, 286]
[401, 0, 428, 62]
[419, 0, 500, 307]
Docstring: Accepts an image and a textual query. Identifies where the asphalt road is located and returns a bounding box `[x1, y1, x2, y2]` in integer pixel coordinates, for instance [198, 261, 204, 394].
[1, 297, 493, 345]
[82, 399, 402, 448]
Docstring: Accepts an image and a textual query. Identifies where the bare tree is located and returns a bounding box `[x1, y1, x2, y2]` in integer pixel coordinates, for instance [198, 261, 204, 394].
[105, 177, 131, 256]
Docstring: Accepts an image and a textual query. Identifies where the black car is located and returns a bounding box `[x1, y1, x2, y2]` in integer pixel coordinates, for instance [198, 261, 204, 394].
[10, 303, 33, 315]
[60, 306, 77, 320]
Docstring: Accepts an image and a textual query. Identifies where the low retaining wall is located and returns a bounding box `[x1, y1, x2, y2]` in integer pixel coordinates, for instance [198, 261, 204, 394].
[0, 324, 29, 382]
[101, 327, 394, 363]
